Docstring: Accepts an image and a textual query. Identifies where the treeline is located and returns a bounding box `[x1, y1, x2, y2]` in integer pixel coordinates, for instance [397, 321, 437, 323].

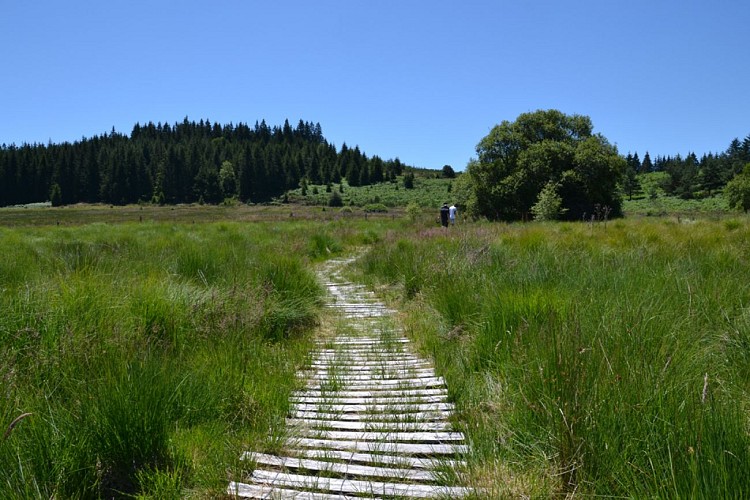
[0, 118, 407, 207]
[624, 135, 750, 199]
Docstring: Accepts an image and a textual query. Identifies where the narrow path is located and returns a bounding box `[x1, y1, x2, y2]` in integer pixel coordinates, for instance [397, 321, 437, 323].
[229, 257, 473, 499]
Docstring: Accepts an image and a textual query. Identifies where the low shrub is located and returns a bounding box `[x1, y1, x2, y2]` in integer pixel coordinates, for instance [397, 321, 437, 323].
[363, 203, 388, 213]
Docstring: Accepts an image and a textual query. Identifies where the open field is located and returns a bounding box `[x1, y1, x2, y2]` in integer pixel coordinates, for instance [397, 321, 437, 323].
[353, 216, 750, 497]
[2, 206, 749, 497]
[0, 202, 405, 227]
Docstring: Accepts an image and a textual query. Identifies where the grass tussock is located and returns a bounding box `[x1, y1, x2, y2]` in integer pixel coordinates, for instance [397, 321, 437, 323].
[0, 219, 399, 498]
[354, 216, 750, 497]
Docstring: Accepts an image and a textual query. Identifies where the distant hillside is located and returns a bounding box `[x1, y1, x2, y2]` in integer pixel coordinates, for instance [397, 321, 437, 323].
[0, 119, 410, 207]
[286, 174, 457, 209]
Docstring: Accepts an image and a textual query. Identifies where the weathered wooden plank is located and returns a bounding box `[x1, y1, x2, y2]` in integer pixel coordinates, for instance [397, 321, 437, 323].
[308, 362, 433, 371]
[306, 367, 434, 375]
[291, 391, 447, 400]
[310, 354, 418, 366]
[301, 377, 432, 386]
[337, 326, 397, 333]
[312, 353, 410, 361]
[328, 302, 386, 307]
[314, 347, 408, 354]
[300, 378, 441, 387]
[290, 410, 454, 422]
[244, 452, 439, 481]
[291, 438, 468, 455]
[250, 470, 474, 498]
[310, 357, 427, 364]
[308, 364, 432, 373]
[334, 304, 390, 309]
[335, 306, 391, 311]
[303, 369, 439, 380]
[304, 377, 446, 390]
[314, 350, 412, 356]
[281, 448, 466, 470]
[291, 402, 455, 414]
[325, 338, 409, 344]
[315, 340, 393, 346]
[290, 395, 448, 406]
[286, 418, 454, 432]
[333, 307, 392, 313]
[294, 429, 466, 442]
[308, 364, 433, 371]
[304, 372, 439, 382]
[313, 353, 417, 360]
[292, 388, 448, 399]
[227, 481, 353, 499]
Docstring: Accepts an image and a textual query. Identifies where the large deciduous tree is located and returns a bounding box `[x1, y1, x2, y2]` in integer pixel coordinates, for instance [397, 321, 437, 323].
[465, 109, 625, 220]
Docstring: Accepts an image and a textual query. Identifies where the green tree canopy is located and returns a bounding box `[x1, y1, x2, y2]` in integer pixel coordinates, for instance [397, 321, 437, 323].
[441, 164, 456, 178]
[622, 164, 642, 201]
[725, 164, 750, 212]
[465, 109, 625, 220]
[219, 160, 237, 198]
[531, 180, 567, 221]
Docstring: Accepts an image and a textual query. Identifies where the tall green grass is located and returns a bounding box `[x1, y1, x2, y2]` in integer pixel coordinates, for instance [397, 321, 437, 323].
[0, 219, 385, 498]
[354, 217, 750, 497]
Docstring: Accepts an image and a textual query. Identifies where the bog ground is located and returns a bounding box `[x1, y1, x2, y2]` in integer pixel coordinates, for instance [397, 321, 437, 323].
[1, 206, 749, 498]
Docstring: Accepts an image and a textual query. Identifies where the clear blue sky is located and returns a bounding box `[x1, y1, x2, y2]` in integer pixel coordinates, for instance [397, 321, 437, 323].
[2, 1, 748, 170]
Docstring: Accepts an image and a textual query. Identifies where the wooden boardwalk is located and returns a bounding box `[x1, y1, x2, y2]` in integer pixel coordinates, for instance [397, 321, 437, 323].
[228, 258, 473, 499]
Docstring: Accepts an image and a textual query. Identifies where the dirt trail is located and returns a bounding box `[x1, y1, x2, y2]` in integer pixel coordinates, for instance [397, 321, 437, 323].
[228, 257, 473, 498]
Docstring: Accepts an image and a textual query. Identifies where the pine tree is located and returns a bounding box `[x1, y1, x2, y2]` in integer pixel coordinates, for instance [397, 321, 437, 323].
[49, 182, 62, 206]
[641, 152, 654, 173]
[699, 153, 723, 196]
[403, 171, 415, 189]
[632, 152, 641, 173]
[193, 163, 222, 204]
[328, 190, 343, 207]
[238, 149, 254, 202]
[622, 165, 642, 200]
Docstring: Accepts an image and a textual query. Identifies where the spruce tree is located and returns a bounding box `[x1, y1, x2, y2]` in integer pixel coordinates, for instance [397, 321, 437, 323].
[641, 152, 654, 173]
[623, 165, 642, 200]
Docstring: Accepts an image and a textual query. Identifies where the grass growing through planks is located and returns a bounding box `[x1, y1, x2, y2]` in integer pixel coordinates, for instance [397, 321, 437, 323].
[0, 218, 398, 499]
[353, 216, 750, 497]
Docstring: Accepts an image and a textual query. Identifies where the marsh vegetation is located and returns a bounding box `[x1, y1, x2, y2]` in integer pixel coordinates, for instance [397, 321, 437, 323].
[2, 206, 749, 498]
[354, 216, 750, 497]
[0, 217, 392, 498]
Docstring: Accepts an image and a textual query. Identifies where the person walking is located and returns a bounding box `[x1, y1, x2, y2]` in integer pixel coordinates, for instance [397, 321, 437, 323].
[440, 203, 449, 227]
[449, 203, 457, 225]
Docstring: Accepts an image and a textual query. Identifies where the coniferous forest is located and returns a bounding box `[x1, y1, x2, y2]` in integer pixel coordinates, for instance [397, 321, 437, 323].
[622, 135, 750, 200]
[0, 118, 407, 207]
[2, 115, 749, 211]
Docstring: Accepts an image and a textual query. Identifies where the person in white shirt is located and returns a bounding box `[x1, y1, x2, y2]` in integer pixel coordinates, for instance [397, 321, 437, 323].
[449, 204, 457, 225]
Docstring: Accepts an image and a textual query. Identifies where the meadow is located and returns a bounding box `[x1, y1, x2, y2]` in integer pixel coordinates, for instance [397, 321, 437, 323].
[3, 203, 749, 498]
[0, 214, 392, 499]
[286, 175, 457, 209]
[352, 216, 750, 497]
[622, 171, 731, 217]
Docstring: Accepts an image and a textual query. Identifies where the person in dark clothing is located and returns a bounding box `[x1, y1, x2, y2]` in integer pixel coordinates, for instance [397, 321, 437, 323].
[440, 203, 449, 227]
